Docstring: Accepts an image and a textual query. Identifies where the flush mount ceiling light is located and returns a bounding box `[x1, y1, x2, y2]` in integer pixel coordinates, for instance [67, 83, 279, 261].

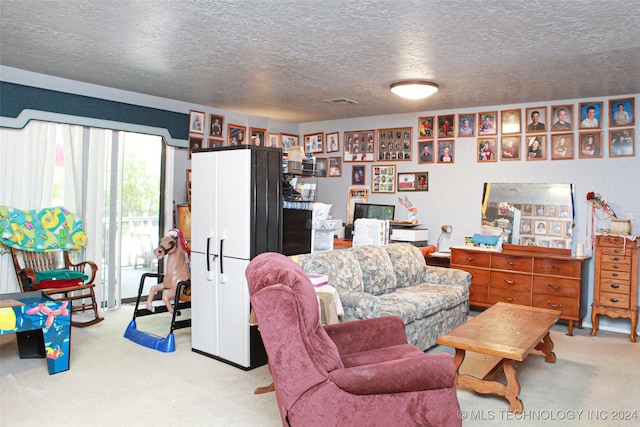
[390, 81, 439, 100]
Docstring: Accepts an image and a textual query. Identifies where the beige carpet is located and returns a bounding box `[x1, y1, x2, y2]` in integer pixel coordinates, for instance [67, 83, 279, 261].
[1, 306, 638, 426]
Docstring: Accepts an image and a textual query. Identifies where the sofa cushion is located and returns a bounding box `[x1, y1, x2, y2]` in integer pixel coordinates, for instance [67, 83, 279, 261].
[379, 290, 445, 322]
[297, 250, 364, 292]
[377, 298, 418, 324]
[384, 243, 428, 288]
[350, 245, 397, 295]
[395, 282, 469, 311]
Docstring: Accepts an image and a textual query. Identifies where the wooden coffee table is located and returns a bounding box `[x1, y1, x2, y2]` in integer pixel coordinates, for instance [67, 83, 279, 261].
[436, 302, 561, 414]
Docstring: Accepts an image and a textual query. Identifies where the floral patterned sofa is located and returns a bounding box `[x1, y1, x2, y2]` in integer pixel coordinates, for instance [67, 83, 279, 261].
[294, 243, 471, 351]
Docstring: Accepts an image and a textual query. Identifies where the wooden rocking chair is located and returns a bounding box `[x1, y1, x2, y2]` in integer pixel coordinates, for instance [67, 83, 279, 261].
[11, 248, 104, 327]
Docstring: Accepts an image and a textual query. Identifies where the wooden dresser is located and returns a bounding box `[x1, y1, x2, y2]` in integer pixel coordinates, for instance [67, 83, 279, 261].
[451, 245, 590, 335]
[590, 235, 638, 342]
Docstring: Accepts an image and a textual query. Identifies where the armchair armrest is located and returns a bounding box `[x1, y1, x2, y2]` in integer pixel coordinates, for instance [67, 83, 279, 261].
[423, 266, 471, 290]
[16, 267, 37, 292]
[67, 259, 98, 284]
[329, 352, 456, 394]
[325, 316, 407, 355]
[337, 291, 380, 320]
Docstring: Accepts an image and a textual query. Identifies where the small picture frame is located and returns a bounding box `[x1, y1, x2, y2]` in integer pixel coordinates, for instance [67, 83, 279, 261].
[522, 204, 533, 216]
[534, 204, 545, 216]
[478, 111, 498, 135]
[250, 127, 267, 146]
[437, 115, 455, 137]
[267, 133, 281, 148]
[558, 206, 570, 218]
[328, 157, 343, 177]
[304, 132, 324, 154]
[188, 136, 203, 159]
[526, 136, 546, 160]
[352, 165, 366, 185]
[525, 107, 547, 133]
[552, 239, 567, 249]
[550, 133, 574, 160]
[609, 97, 634, 127]
[534, 220, 548, 235]
[418, 141, 435, 163]
[227, 124, 247, 146]
[371, 165, 396, 193]
[549, 221, 563, 236]
[520, 219, 532, 234]
[189, 110, 205, 134]
[545, 205, 557, 217]
[281, 133, 299, 154]
[326, 132, 340, 153]
[457, 114, 476, 137]
[520, 236, 535, 246]
[609, 128, 635, 158]
[500, 136, 521, 160]
[344, 130, 375, 162]
[550, 105, 573, 131]
[315, 158, 328, 177]
[578, 131, 603, 158]
[208, 138, 224, 148]
[578, 102, 603, 129]
[377, 127, 412, 161]
[209, 114, 225, 137]
[501, 109, 521, 134]
[437, 140, 455, 163]
[397, 172, 429, 192]
[477, 138, 497, 162]
[418, 116, 435, 140]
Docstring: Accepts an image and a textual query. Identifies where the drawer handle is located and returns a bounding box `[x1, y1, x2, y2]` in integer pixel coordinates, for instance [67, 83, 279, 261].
[614, 249, 621, 254]
[611, 284, 620, 289]
[613, 265, 620, 269]
[547, 302, 563, 308]
[610, 298, 619, 303]
[552, 265, 561, 270]
[507, 261, 516, 266]
[613, 257, 620, 261]
[466, 257, 474, 261]
[502, 296, 517, 302]
[612, 273, 619, 277]
[548, 284, 562, 289]
[504, 279, 517, 285]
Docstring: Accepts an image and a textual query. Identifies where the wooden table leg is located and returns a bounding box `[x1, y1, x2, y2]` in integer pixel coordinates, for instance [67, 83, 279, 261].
[535, 332, 556, 363]
[590, 308, 600, 337]
[502, 359, 523, 414]
[452, 348, 466, 371]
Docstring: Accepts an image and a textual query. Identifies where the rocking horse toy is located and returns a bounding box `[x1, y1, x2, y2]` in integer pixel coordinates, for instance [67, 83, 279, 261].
[124, 229, 192, 352]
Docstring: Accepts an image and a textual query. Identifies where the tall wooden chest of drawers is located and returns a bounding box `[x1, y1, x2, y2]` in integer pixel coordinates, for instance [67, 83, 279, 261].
[451, 245, 590, 335]
[590, 235, 639, 342]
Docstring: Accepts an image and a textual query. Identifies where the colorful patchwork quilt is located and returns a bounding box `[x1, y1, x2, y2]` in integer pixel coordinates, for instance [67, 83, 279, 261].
[0, 206, 88, 252]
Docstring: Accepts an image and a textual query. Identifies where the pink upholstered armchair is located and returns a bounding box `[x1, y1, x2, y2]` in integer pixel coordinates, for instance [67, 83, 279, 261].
[246, 252, 462, 427]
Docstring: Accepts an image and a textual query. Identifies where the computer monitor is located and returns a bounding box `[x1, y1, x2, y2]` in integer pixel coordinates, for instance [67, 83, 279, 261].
[353, 203, 395, 222]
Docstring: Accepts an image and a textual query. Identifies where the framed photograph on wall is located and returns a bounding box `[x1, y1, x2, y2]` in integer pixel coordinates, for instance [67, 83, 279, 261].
[550, 133, 574, 160]
[477, 138, 497, 162]
[397, 172, 416, 191]
[525, 107, 547, 132]
[227, 124, 247, 145]
[500, 136, 521, 160]
[326, 132, 340, 153]
[418, 140, 435, 163]
[418, 116, 435, 139]
[478, 111, 497, 135]
[328, 157, 342, 177]
[267, 133, 281, 148]
[437, 140, 455, 163]
[501, 109, 521, 134]
[208, 138, 224, 148]
[609, 97, 634, 127]
[609, 128, 634, 157]
[188, 136, 203, 159]
[377, 127, 412, 161]
[371, 165, 396, 193]
[352, 165, 366, 185]
[304, 132, 324, 154]
[525, 136, 546, 160]
[578, 131, 603, 158]
[437, 115, 455, 137]
[281, 133, 299, 154]
[534, 220, 548, 235]
[578, 102, 603, 129]
[520, 218, 532, 234]
[344, 130, 375, 162]
[250, 127, 266, 146]
[550, 105, 573, 131]
[315, 158, 328, 177]
[457, 113, 476, 137]
[189, 110, 205, 134]
[209, 114, 224, 137]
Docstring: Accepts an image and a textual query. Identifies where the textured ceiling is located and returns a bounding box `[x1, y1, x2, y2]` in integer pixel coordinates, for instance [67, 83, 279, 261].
[1, 0, 640, 122]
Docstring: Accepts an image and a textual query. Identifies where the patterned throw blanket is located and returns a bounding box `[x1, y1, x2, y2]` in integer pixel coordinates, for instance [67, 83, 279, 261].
[0, 206, 88, 252]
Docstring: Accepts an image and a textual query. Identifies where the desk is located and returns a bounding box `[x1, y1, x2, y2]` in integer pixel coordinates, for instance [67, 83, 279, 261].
[0, 291, 72, 374]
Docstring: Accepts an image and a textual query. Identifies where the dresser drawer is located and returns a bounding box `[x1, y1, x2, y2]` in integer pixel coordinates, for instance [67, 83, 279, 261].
[459, 267, 490, 286]
[489, 288, 531, 306]
[599, 278, 631, 295]
[532, 294, 578, 317]
[601, 249, 634, 264]
[533, 258, 581, 277]
[451, 250, 491, 268]
[469, 284, 489, 304]
[598, 291, 631, 309]
[490, 271, 532, 292]
[491, 254, 532, 272]
[601, 261, 631, 273]
[532, 276, 579, 298]
[600, 270, 631, 281]
[597, 235, 639, 248]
